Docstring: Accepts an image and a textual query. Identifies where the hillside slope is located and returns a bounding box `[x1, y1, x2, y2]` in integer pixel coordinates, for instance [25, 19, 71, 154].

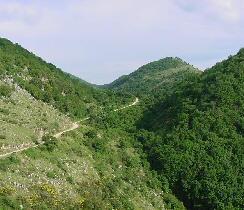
[0, 78, 73, 155]
[0, 38, 186, 209]
[0, 38, 134, 119]
[0, 97, 186, 209]
[101, 57, 201, 97]
[136, 48, 244, 209]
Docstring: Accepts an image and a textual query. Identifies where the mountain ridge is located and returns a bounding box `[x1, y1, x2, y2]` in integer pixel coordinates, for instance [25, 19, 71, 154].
[101, 57, 201, 97]
[0, 38, 135, 119]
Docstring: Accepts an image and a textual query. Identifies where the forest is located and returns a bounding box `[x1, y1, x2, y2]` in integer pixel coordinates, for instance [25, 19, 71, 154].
[117, 48, 244, 209]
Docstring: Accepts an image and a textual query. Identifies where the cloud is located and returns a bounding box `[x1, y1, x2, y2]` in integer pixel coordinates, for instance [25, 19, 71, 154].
[0, 2, 42, 25]
[173, 0, 244, 22]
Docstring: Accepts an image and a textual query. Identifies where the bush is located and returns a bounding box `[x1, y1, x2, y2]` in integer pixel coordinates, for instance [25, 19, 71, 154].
[23, 148, 38, 159]
[9, 153, 20, 163]
[42, 135, 58, 152]
[0, 84, 14, 97]
[84, 129, 97, 138]
[163, 193, 186, 210]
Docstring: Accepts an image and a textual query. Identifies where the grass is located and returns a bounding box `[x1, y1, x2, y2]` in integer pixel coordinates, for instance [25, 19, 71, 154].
[0, 80, 72, 155]
[0, 121, 167, 209]
[0, 80, 177, 209]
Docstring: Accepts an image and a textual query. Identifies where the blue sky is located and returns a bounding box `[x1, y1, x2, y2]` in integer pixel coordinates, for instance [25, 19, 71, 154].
[0, 0, 244, 84]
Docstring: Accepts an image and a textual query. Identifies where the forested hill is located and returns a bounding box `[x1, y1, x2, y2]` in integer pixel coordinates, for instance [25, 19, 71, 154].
[0, 38, 134, 119]
[101, 57, 201, 97]
[136, 47, 244, 209]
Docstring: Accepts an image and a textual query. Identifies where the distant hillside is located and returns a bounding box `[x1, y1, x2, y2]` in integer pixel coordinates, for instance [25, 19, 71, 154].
[136, 48, 244, 209]
[101, 57, 201, 97]
[0, 38, 134, 119]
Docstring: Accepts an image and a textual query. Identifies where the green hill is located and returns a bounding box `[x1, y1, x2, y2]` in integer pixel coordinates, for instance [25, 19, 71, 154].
[136, 48, 244, 209]
[101, 57, 201, 97]
[0, 38, 134, 119]
[0, 38, 185, 209]
[4, 36, 243, 209]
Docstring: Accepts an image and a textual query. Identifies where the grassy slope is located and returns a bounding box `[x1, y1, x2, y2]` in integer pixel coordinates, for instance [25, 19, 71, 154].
[0, 79, 72, 155]
[0, 118, 170, 209]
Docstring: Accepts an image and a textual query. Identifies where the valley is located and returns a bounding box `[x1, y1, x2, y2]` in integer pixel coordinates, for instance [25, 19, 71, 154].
[0, 37, 244, 209]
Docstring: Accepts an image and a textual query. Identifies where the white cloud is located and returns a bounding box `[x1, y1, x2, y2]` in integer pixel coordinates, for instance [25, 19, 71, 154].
[209, 0, 243, 22]
[173, 0, 244, 22]
[0, 2, 42, 25]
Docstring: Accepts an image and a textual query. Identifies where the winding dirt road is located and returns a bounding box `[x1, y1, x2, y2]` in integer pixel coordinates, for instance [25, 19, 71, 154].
[0, 97, 139, 158]
[114, 97, 139, 111]
[53, 122, 79, 138]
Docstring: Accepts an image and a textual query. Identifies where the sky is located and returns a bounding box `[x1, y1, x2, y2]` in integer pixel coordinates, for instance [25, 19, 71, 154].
[0, 0, 244, 84]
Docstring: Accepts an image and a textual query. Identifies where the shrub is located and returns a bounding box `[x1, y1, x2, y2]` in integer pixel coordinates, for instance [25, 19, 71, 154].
[84, 130, 97, 138]
[0, 84, 14, 97]
[42, 135, 58, 152]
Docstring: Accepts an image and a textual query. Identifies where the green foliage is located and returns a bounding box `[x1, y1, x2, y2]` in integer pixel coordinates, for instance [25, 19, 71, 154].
[101, 57, 201, 98]
[42, 134, 58, 152]
[84, 129, 97, 138]
[163, 193, 186, 210]
[0, 122, 173, 210]
[5, 37, 244, 209]
[0, 38, 134, 120]
[0, 84, 14, 97]
[135, 48, 244, 209]
[23, 148, 39, 159]
[0, 37, 183, 209]
[8, 153, 20, 163]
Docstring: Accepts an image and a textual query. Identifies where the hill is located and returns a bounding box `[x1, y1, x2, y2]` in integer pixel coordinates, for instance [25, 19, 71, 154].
[101, 57, 201, 97]
[136, 48, 244, 209]
[0, 38, 185, 209]
[6, 36, 244, 209]
[0, 38, 134, 119]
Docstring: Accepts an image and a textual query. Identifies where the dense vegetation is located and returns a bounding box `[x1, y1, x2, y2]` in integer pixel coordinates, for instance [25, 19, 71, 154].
[0, 38, 134, 119]
[101, 48, 244, 209]
[0, 101, 186, 209]
[134, 48, 244, 209]
[101, 57, 201, 98]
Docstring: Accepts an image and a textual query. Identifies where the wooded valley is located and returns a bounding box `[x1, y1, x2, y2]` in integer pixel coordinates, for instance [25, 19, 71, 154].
[0, 38, 243, 209]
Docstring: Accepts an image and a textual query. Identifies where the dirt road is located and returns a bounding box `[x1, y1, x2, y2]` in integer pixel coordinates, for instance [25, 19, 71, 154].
[0, 97, 139, 158]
